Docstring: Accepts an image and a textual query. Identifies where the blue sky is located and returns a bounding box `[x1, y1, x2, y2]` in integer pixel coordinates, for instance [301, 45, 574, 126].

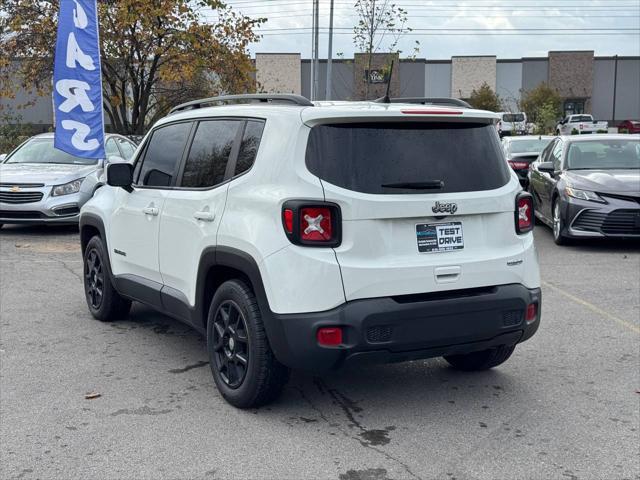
[209, 0, 640, 59]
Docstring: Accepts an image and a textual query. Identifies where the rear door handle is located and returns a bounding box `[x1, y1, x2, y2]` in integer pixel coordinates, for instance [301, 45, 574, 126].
[193, 211, 215, 222]
[142, 206, 159, 216]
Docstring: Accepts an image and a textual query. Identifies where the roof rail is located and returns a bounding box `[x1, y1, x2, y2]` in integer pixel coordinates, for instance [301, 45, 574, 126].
[374, 97, 472, 108]
[169, 94, 314, 114]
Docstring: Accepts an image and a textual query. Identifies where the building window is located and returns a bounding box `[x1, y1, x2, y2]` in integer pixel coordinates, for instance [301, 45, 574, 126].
[564, 99, 585, 116]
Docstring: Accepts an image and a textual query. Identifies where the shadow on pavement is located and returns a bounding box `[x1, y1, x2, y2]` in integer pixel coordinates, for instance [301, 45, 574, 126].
[119, 303, 523, 415]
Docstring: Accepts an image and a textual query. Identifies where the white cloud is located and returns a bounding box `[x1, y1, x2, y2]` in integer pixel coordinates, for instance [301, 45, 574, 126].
[218, 0, 640, 59]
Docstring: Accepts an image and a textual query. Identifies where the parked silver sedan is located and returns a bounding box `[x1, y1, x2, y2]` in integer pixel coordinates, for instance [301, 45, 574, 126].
[0, 133, 137, 227]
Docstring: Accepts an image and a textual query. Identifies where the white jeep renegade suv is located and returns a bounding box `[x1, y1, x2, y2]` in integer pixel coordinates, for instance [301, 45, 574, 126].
[80, 94, 541, 408]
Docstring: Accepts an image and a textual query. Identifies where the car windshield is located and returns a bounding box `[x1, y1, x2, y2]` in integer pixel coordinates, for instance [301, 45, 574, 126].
[5, 138, 99, 165]
[567, 139, 640, 170]
[503, 113, 525, 123]
[509, 138, 552, 154]
[571, 115, 593, 123]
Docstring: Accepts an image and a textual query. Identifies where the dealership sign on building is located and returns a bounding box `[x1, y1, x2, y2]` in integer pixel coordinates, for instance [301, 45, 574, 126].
[52, 0, 105, 159]
[364, 69, 389, 84]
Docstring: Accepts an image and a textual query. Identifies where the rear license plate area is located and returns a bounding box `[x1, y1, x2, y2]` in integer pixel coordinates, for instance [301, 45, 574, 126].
[416, 222, 464, 253]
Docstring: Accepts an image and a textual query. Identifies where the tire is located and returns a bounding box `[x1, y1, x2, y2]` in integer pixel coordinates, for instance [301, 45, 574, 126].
[83, 235, 131, 321]
[444, 345, 516, 371]
[552, 199, 569, 246]
[207, 279, 289, 409]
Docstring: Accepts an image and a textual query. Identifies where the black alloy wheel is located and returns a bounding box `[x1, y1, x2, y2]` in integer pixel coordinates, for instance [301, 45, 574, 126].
[82, 235, 131, 321]
[85, 248, 105, 310]
[206, 279, 290, 408]
[211, 300, 250, 389]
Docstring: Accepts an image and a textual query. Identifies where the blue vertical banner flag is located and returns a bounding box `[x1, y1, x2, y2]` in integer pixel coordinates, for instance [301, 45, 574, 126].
[53, 0, 105, 159]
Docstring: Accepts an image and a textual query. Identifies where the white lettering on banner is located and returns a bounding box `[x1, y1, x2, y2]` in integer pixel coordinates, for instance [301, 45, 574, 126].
[56, 79, 95, 112]
[72, 0, 88, 28]
[53, 0, 105, 157]
[61, 120, 100, 151]
[66, 32, 96, 70]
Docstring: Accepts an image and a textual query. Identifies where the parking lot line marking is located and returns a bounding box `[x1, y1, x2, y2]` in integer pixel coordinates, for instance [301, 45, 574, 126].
[542, 281, 640, 335]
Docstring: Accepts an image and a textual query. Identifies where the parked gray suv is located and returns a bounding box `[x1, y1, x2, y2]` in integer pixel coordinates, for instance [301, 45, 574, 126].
[0, 133, 137, 226]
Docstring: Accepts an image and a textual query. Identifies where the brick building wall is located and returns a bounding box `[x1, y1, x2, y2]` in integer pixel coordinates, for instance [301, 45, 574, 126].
[353, 53, 400, 100]
[451, 56, 497, 99]
[548, 51, 594, 113]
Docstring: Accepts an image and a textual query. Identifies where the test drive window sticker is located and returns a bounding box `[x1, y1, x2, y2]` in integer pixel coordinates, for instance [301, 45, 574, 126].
[416, 222, 464, 253]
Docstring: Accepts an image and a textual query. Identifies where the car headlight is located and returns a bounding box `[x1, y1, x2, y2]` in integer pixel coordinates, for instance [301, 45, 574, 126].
[565, 186, 605, 203]
[51, 178, 85, 196]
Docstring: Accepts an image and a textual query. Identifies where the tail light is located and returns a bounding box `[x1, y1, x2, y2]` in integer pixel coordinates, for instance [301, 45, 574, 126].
[401, 109, 463, 115]
[508, 160, 529, 170]
[525, 303, 538, 323]
[317, 327, 343, 346]
[282, 200, 341, 247]
[515, 192, 534, 234]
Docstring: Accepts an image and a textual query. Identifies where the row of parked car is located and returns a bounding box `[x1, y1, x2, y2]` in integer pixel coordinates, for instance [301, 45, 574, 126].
[502, 134, 640, 244]
[497, 111, 640, 137]
[0, 133, 137, 227]
[1, 122, 637, 247]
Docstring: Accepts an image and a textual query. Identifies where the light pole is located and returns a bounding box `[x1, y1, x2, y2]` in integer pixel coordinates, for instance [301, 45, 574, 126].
[313, 0, 320, 100]
[310, 0, 316, 99]
[325, 0, 335, 101]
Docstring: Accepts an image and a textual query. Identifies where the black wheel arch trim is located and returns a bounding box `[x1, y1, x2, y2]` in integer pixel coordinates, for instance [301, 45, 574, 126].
[199, 246, 293, 364]
[79, 214, 111, 273]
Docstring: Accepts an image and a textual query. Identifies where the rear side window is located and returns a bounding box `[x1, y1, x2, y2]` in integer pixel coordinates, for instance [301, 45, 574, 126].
[105, 138, 120, 158]
[235, 120, 265, 176]
[305, 122, 510, 194]
[503, 113, 524, 123]
[550, 140, 563, 170]
[116, 138, 136, 159]
[180, 120, 242, 188]
[136, 122, 192, 187]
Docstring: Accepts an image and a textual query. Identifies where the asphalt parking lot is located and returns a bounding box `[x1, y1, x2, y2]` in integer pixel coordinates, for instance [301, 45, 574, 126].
[0, 225, 638, 480]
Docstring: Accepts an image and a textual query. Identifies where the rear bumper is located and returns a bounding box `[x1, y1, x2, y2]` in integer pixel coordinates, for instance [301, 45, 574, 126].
[267, 283, 541, 371]
[512, 168, 529, 186]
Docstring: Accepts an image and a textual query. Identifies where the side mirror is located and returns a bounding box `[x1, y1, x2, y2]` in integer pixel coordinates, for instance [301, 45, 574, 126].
[538, 162, 555, 174]
[0, 154, 6, 162]
[107, 162, 133, 192]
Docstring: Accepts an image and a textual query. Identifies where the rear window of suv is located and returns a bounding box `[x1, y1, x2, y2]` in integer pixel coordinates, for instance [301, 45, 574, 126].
[306, 122, 510, 194]
[503, 113, 525, 123]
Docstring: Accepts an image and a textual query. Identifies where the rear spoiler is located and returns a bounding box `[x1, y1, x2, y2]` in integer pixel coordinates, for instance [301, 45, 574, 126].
[374, 97, 472, 108]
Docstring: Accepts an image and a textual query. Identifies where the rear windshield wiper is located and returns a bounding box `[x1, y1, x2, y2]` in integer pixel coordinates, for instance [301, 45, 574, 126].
[381, 180, 444, 190]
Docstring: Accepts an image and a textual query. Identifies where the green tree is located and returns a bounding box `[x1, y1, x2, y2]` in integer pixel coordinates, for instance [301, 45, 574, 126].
[1, 0, 264, 134]
[468, 83, 502, 112]
[0, 112, 36, 154]
[519, 83, 562, 129]
[533, 101, 560, 135]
